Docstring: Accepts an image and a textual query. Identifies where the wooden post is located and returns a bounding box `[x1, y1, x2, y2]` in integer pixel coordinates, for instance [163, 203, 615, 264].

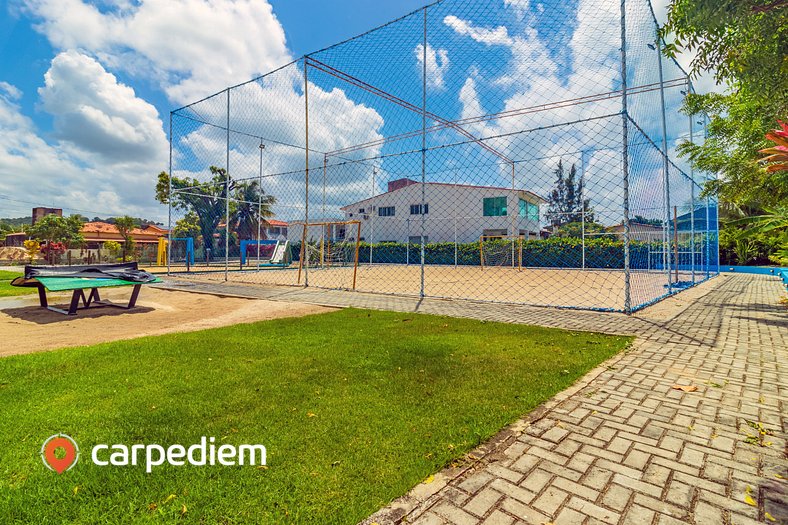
[297, 223, 307, 285]
[479, 236, 485, 270]
[352, 221, 361, 290]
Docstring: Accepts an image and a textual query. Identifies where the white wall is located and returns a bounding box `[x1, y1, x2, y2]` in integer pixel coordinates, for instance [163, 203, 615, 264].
[339, 184, 542, 244]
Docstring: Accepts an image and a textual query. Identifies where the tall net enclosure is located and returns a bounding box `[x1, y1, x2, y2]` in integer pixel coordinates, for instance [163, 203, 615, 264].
[167, 0, 719, 313]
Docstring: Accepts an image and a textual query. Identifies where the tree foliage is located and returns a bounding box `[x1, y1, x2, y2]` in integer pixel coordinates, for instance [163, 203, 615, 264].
[545, 160, 594, 227]
[661, 0, 787, 210]
[28, 214, 84, 263]
[554, 221, 607, 239]
[156, 168, 276, 255]
[113, 216, 138, 262]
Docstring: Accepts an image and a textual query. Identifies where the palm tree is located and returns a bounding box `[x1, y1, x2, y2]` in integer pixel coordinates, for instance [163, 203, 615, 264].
[231, 180, 276, 241]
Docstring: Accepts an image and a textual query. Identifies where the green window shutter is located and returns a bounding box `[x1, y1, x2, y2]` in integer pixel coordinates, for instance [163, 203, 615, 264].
[484, 197, 508, 217]
[483, 198, 493, 217]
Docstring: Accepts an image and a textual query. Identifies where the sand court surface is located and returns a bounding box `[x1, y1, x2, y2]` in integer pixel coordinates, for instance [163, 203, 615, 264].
[0, 285, 333, 356]
[172, 264, 696, 312]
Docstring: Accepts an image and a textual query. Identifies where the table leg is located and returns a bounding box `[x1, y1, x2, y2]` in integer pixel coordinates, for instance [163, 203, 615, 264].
[127, 285, 142, 308]
[36, 284, 48, 308]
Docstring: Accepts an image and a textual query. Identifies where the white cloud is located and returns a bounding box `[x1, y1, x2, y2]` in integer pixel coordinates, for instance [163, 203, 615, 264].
[0, 81, 23, 101]
[415, 43, 450, 90]
[174, 65, 386, 222]
[443, 15, 513, 47]
[21, 0, 292, 104]
[39, 51, 167, 164]
[0, 63, 168, 219]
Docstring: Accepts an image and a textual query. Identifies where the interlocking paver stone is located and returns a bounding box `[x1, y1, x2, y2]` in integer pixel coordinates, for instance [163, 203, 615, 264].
[166, 275, 787, 525]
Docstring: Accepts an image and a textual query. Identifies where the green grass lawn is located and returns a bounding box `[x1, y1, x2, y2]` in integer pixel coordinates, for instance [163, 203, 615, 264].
[0, 270, 32, 297]
[0, 309, 630, 524]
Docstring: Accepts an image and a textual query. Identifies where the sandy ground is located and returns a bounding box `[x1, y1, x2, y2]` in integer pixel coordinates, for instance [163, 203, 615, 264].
[0, 286, 333, 357]
[170, 264, 708, 312]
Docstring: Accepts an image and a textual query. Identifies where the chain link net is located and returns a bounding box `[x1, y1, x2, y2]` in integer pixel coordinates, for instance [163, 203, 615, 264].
[167, 0, 719, 313]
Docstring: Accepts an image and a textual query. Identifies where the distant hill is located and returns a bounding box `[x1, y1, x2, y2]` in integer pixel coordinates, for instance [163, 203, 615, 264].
[0, 216, 32, 228]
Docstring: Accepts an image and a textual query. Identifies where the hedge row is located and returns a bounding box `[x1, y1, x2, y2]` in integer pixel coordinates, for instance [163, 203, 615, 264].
[290, 237, 714, 270]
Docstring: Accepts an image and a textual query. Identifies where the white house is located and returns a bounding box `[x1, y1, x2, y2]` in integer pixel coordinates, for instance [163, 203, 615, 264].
[333, 178, 545, 244]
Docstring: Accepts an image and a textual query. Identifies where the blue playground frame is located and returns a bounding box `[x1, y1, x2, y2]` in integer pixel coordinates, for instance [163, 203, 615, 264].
[240, 240, 280, 266]
[173, 237, 195, 266]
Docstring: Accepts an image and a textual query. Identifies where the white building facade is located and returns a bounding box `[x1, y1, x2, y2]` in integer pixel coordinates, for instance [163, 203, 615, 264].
[333, 179, 545, 244]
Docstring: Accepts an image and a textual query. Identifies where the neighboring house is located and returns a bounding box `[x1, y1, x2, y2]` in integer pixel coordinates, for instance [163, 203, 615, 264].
[287, 217, 348, 244]
[32, 207, 62, 225]
[606, 222, 664, 242]
[332, 178, 545, 244]
[265, 220, 289, 240]
[80, 222, 168, 249]
[3, 232, 28, 247]
[216, 219, 289, 241]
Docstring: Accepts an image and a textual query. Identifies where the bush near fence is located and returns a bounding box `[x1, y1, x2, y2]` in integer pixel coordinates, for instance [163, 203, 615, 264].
[289, 237, 698, 270]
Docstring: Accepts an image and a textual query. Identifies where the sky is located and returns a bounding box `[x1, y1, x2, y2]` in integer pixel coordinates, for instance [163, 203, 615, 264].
[0, 0, 722, 223]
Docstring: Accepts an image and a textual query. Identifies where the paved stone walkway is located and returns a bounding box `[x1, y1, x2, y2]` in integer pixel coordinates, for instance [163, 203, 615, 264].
[158, 274, 787, 524]
[361, 274, 787, 525]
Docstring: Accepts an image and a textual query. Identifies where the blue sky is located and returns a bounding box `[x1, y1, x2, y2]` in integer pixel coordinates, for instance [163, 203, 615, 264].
[0, 0, 719, 222]
[0, 0, 429, 219]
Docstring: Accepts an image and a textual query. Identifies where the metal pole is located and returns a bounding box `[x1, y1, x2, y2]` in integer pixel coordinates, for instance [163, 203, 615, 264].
[454, 168, 458, 268]
[620, 0, 631, 313]
[323, 153, 327, 259]
[673, 206, 679, 282]
[656, 31, 672, 293]
[304, 58, 310, 287]
[369, 167, 375, 266]
[705, 114, 712, 278]
[511, 162, 516, 268]
[420, 7, 427, 298]
[406, 218, 410, 265]
[580, 150, 586, 270]
[688, 82, 696, 284]
[257, 139, 264, 270]
[225, 88, 230, 282]
[167, 111, 173, 275]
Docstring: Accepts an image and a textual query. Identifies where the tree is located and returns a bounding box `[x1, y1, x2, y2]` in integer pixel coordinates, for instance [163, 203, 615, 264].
[156, 168, 276, 255]
[231, 180, 276, 241]
[545, 160, 594, 227]
[172, 211, 202, 242]
[633, 215, 663, 227]
[103, 241, 122, 262]
[113, 216, 137, 262]
[157, 168, 230, 256]
[28, 214, 84, 264]
[661, 0, 787, 209]
[555, 221, 606, 239]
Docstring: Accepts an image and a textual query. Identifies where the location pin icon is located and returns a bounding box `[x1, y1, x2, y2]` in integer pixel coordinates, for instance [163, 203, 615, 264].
[41, 434, 79, 474]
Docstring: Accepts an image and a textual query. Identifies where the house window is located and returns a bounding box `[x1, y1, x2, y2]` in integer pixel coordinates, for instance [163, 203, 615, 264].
[410, 204, 429, 215]
[519, 199, 540, 222]
[409, 236, 428, 244]
[483, 197, 507, 217]
[378, 206, 395, 217]
[358, 208, 365, 213]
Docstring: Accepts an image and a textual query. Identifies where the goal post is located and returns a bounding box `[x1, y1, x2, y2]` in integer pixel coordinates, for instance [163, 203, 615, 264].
[297, 220, 362, 289]
[480, 235, 523, 271]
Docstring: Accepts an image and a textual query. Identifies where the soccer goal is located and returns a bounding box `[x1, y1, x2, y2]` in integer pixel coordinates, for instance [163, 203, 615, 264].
[479, 235, 523, 271]
[297, 221, 362, 289]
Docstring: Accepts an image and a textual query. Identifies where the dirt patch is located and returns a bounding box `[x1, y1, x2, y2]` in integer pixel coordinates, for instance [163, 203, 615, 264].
[0, 287, 334, 357]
